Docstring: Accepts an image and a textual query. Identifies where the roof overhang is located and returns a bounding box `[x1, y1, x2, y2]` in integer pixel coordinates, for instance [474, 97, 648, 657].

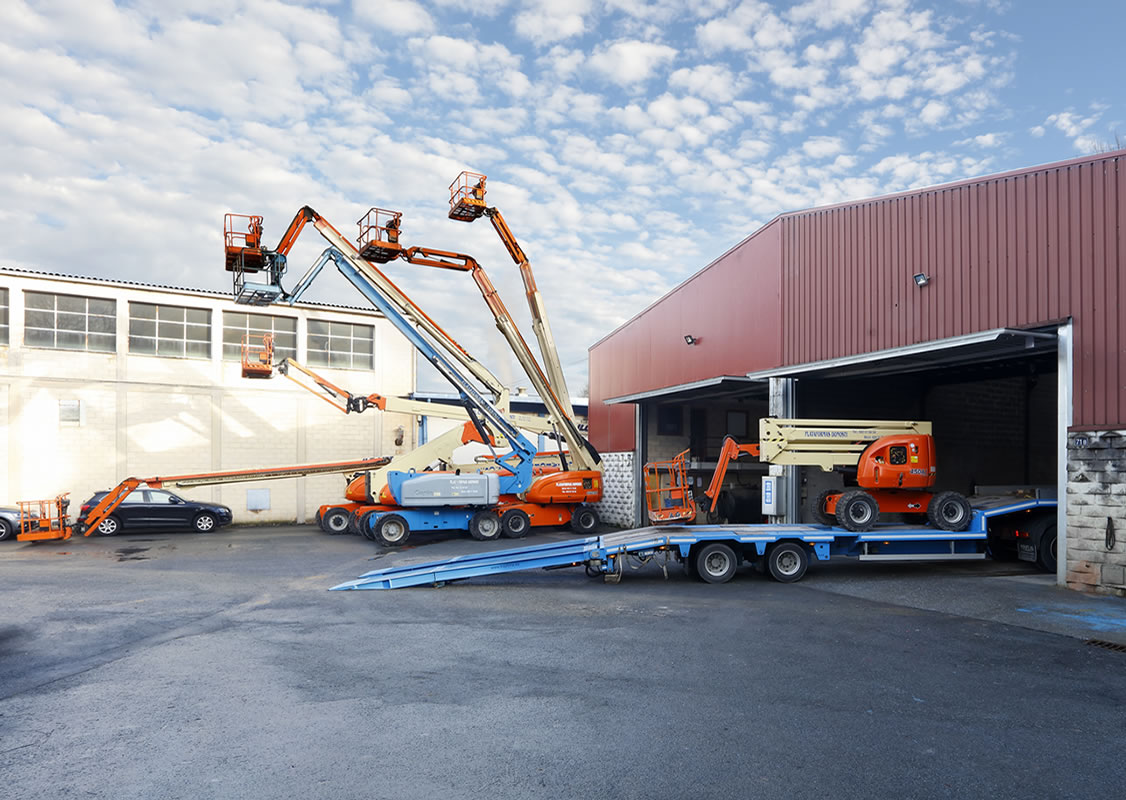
[605, 376, 763, 405]
[743, 328, 1058, 382]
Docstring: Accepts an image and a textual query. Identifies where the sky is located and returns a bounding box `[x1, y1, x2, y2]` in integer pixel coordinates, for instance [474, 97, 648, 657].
[2, 0, 1123, 396]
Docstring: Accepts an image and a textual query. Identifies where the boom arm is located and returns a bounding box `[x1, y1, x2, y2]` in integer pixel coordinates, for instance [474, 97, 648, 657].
[77, 457, 390, 536]
[758, 418, 933, 471]
[447, 172, 574, 416]
[703, 437, 761, 513]
[394, 243, 600, 473]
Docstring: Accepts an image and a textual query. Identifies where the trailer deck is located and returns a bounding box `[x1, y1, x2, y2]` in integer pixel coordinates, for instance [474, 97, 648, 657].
[331, 497, 1056, 590]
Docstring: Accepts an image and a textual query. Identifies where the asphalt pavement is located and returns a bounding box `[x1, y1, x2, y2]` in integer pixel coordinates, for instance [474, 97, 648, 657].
[2, 525, 1125, 800]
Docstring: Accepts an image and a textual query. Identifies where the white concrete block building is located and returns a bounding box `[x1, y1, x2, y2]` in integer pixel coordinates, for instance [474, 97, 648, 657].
[0, 267, 416, 523]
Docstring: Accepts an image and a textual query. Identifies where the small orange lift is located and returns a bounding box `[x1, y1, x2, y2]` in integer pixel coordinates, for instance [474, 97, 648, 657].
[644, 439, 761, 524]
[16, 457, 391, 541]
[241, 333, 274, 378]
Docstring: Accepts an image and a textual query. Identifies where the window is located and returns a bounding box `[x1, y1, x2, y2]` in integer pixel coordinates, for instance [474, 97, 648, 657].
[147, 491, 180, 504]
[129, 302, 210, 359]
[119, 492, 146, 504]
[0, 288, 8, 345]
[223, 312, 296, 362]
[59, 399, 81, 424]
[24, 292, 116, 352]
[307, 319, 373, 369]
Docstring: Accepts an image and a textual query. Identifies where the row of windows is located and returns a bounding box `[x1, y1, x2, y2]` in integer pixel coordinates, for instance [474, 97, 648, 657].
[2, 290, 374, 369]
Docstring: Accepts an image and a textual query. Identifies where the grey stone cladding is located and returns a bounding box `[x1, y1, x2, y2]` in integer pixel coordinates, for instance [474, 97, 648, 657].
[595, 451, 636, 528]
[1066, 430, 1126, 596]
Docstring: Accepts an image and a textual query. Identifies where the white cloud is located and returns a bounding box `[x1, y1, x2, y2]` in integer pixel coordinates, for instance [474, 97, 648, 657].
[802, 135, 845, 158]
[355, 0, 434, 35]
[669, 64, 746, 103]
[589, 40, 677, 86]
[788, 0, 871, 29]
[918, 100, 949, 126]
[513, 0, 591, 45]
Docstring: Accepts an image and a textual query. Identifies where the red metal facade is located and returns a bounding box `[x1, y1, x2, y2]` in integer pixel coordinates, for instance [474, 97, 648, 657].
[588, 224, 784, 452]
[780, 151, 1123, 430]
[589, 151, 1125, 452]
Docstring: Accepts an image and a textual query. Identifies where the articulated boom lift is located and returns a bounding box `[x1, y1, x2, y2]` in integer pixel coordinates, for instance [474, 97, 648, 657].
[644, 418, 973, 533]
[353, 211, 599, 475]
[223, 206, 602, 545]
[448, 171, 574, 417]
[17, 458, 391, 541]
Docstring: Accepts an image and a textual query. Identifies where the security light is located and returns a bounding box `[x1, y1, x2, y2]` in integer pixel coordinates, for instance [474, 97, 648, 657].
[913, 273, 931, 287]
[684, 334, 697, 346]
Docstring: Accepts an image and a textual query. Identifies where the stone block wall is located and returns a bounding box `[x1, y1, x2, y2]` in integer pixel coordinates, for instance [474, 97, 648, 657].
[1066, 430, 1126, 597]
[596, 451, 636, 528]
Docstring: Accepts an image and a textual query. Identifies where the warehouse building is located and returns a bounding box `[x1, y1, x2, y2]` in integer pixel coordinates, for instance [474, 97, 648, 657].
[0, 267, 416, 524]
[589, 149, 1124, 596]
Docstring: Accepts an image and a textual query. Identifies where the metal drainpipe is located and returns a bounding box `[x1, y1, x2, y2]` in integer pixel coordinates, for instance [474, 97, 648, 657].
[768, 377, 799, 523]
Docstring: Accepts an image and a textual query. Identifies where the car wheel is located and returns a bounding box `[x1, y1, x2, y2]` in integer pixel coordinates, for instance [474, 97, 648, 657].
[193, 513, 217, 533]
[374, 514, 410, 547]
[569, 505, 600, 535]
[767, 542, 809, 583]
[0, 519, 13, 541]
[96, 516, 121, 536]
[835, 490, 879, 532]
[500, 509, 531, 539]
[469, 510, 502, 541]
[809, 489, 837, 526]
[320, 507, 351, 535]
[927, 491, 972, 532]
[694, 542, 738, 584]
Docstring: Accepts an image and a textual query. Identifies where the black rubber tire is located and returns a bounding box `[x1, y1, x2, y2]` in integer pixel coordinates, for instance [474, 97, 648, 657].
[468, 510, 502, 541]
[569, 505, 600, 535]
[95, 515, 121, 536]
[767, 541, 809, 583]
[193, 513, 217, 533]
[373, 513, 410, 547]
[810, 489, 837, 525]
[927, 491, 972, 532]
[320, 507, 351, 535]
[0, 519, 12, 541]
[358, 510, 378, 540]
[835, 490, 879, 532]
[694, 542, 738, 584]
[500, 509, 531, 539]
[1034, 519, 1058, 573]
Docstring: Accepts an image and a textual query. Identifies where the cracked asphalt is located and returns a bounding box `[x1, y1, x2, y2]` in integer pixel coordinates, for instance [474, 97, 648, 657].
[3, 525, 1125, 799]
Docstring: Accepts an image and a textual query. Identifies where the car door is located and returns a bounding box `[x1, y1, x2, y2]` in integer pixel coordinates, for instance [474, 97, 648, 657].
[115, 490, 150, 529]
[145, 490, 194, 528]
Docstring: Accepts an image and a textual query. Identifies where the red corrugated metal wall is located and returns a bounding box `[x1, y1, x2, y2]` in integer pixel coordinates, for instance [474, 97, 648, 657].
[779, 152, 1123, 429]
[588, 223, 785, 452]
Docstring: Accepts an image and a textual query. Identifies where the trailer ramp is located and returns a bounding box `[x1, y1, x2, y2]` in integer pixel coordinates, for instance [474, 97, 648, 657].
[330, 524, 831, 590]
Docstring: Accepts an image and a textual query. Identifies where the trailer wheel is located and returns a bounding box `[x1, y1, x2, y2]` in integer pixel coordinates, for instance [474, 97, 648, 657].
[500, 509, 531, 539]
[694, 543, 738, 584]
[810, 489, 837, 525]
[95, 515, 121, 536]
[835, 490, 879, 532]
[374, 513, 410, 547]
[1034, 519, 1058, 573]
[469, 510, 502, 541]
[320, 507, 351, 535]
[569, 505, 600, 535]
[767, 542, 809, 583]
[927, 491, 972, 532]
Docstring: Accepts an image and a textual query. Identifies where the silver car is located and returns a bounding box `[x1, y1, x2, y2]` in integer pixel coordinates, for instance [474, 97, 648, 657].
[0, 506, 35, 541]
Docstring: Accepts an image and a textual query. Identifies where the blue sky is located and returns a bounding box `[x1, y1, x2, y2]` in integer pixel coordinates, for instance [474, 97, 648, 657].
[2, 0, 1122, 394]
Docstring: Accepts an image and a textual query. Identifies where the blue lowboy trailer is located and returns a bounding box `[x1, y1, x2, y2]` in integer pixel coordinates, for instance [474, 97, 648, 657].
[331, 496, 1057, 590]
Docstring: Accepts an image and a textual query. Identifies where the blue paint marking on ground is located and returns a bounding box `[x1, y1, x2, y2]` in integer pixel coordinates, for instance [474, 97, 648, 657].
[1016, 604, 1126, 633]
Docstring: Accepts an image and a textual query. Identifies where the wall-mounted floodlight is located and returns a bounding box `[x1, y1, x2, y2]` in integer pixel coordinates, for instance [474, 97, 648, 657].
[684, 335, 697, 346]
[913, 273, 931, 287]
